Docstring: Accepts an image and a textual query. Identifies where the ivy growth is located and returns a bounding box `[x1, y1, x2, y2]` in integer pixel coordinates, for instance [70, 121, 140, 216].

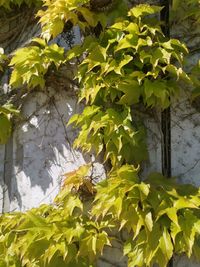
[9, 38, 65, 88]
[0, 1, 200, 267]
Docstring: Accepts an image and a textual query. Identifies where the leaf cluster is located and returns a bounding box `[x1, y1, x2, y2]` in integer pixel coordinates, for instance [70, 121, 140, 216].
[0, 165, 111, 267]
[68, 4, 191, 168]
[2, 165, 200, 267]
[37, 0, 128, 40]
[69, 105, 147, 167]
[9, 39, 65, 88]
[38, 0, 99, 40]
[93, 165, 200, 267]
[74, 5, 190, 109]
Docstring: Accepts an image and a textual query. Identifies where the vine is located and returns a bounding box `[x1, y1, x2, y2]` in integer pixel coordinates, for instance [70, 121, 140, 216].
[0, 1, 200, 267]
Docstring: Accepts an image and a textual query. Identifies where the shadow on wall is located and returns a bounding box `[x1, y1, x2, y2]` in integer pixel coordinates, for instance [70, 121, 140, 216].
[4, 88, 87, 211]
[0, 10, 84, 211]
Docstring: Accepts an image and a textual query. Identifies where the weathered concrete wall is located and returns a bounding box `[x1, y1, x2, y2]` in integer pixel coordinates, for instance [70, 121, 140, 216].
[5, 87, 105, 212]
[8, 89, 87, 211]
[0, 7, 39, 52]
[172, 99, 200, 186]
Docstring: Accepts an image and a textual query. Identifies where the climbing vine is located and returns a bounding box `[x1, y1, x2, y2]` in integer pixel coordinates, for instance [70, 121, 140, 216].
[0, 1, 200, 267]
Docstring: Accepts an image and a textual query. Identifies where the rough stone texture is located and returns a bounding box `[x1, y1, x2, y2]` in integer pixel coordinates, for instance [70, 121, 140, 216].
[98, 239, 128, 267]
[142, 111, 162, 176]
[174, 256, 200, 267]
[0, 8, 40, 52]
[172, 99, 200, 186]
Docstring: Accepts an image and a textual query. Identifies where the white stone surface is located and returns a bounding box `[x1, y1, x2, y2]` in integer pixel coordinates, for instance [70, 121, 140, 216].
[172, 99, 200, 186]
[8, 89, 94, 211]
[142, 112, 162, 177]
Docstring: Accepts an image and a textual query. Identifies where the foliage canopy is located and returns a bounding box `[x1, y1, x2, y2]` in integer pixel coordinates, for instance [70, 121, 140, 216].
[0, 0, 200, 267]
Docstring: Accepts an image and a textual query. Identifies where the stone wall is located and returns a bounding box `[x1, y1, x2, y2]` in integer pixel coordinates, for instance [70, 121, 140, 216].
[0, 7, 39, 52]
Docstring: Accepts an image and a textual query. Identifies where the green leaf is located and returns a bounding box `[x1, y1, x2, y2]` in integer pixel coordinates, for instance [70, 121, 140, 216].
[174, 198, 198, 209]
[144, 79, 169, 108]
[78, 7, 97, 27]
[32, 38, 46, 47]
[128, 4, 163, 18]
[159, 228, 173, 260]
[166, 208, 179, 225]
[52, 19, 65, 39]
[26, 212, 47, 227]
[0, 104, 19, 115]
[126, 22, 139, 34]
[124, 241, 132, 255]
[114, 55, 133, 75]
[145, 223, 162, 265]
[145, 212, 153, 231]
[171, 222, 181, 243]
[117, 81, 141, 105]
[116, 34, 138, 51]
